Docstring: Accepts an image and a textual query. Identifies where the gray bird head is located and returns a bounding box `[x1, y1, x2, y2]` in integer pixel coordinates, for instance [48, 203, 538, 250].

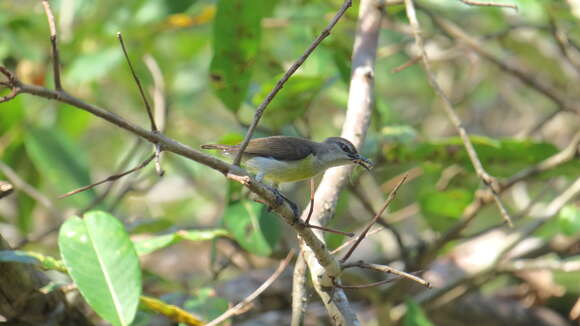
[319, 137, 373, 171]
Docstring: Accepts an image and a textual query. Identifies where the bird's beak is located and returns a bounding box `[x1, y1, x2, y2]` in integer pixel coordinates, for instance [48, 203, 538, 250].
[351, 154, 373, 172]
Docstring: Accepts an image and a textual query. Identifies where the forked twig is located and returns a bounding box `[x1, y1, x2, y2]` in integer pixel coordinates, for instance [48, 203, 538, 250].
[59, 153, 155, 198]
[341, 175, 407, 264]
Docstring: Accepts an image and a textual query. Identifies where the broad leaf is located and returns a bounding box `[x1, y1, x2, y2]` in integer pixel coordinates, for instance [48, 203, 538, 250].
[223, 200, 281, 256]
[209, 0, 265, 112]
[59, 211, 141, 326]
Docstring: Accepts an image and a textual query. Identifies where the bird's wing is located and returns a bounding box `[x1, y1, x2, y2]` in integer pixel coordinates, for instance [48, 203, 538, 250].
[244, 136, 315, 161]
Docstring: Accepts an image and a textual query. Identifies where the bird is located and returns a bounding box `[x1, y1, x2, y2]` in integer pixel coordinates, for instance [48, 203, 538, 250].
[202, 135, 373, 220]
[201, 136, 373, 186]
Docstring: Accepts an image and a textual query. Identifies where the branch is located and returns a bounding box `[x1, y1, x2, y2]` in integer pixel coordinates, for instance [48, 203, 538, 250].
[41, 0, 62, 90]
[291, 250, 309, 326]
[342, 261, 431, 288]
[458, 0, 517, 10]
[205, 250, 294, 326]
[233, 0, 353, 166]
[340, 176, 407, 264]
[299, 0, 384, 324]
[405, 0, 513, 227]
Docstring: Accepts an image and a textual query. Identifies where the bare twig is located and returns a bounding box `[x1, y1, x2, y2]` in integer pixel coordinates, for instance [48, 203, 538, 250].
[348, 184, 408, 264]
[59, 153, 155, 199]
[405, 0, 513, 227]
[205, 250, 295, 326]
[0, 66, 21, 103]
[342, 261, 431, 288]
[41, 0, 62, 90]
[117, 33, 158, 133]
[331, 227, 383, 254]
[291, 250, 309, 326]
[0, 161, 55, 212]
[458, 0, 517, 10]
[233, 0, 353, 166]
[341, 175, 407, 264]
[305, 179, 315, 225]
[391, 55, 421, 73]
[334, 277, 397, 289]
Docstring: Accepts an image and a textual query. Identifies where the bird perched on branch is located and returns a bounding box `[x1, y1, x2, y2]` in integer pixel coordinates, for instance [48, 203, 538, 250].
[202, 135, 373, 227]
[202, 136, 373, 186]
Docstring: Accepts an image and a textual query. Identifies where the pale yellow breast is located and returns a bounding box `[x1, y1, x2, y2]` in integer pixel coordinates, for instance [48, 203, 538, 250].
[243, 155, 323, 184]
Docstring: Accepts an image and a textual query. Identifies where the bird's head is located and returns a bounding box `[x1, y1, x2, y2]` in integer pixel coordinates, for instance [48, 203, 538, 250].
[319, 137, 373, 171]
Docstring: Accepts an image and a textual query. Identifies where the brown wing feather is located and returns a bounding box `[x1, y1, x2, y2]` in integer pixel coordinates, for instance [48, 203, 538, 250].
[244, 136, 315, 161]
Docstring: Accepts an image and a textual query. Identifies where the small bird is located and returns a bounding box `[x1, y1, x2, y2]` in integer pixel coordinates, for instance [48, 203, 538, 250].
[202, 136, 373, 220]
[201, 136, 373, 187]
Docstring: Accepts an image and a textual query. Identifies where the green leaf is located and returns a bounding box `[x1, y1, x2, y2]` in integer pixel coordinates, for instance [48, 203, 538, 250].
[133, 229, 229, 256]
[209, 0, 265, 112]
[181, 288, 228, 325]
[558, 205, 580, 236]
[25, 127, 96, 207]
[0, 250, 67, 273]
[59, 211, 141, 326]
[253, 75, 326, 130]
[223, 200, 281, 256]
[419, 188, 474, 232]
[403, 300, 435, 326]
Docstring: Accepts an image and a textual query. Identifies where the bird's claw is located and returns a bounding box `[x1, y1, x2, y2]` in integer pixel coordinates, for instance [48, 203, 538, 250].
[268, 187, 300, 222]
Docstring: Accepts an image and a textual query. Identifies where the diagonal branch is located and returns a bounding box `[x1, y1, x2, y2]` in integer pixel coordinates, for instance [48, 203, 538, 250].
[404, 0, 513, 227]
[233, 0, 353, 166]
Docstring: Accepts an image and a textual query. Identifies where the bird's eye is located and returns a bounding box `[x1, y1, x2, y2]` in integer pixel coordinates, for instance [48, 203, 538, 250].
[339, 143, 350, 153]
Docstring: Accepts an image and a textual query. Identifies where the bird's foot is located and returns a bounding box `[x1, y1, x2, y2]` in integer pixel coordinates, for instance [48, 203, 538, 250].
[267, 186, 300, 222]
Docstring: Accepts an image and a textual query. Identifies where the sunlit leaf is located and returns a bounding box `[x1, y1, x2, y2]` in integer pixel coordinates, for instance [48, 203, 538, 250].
[133, 229, 229, 256]
[59, 211, 141, 326]
[223, 200, 281, 256]
[403, 300, 435, 326]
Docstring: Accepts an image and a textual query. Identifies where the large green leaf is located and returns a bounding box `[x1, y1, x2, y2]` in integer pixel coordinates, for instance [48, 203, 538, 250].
[59, 211, 141, 326]
[253, 75, 326, 130]
[223, 200, 281, 256]
[209, 0, 272, 112]
[133, 229, 229, 256]
[25, 127, 96, 207]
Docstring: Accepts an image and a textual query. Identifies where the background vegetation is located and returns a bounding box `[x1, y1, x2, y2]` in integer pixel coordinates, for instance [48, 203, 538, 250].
[0, 0, 579, 325]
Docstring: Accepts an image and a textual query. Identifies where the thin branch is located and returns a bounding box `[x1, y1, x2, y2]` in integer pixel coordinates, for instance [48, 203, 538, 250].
[458, 0, 517, 10]
[341, 175, 407, 264]
[405, 0, 513, 227]
[348, 183, 408, 264]
[41, 0, 62, 90]
[0, 161, 55, 212]
[59, 153, 155, 198]
[233, 0, 353, 166]
[205, 250, 295, 326]
[334, 277, 398, 289]
[305, 179, 315, 224]
[291, 249, 309, 326]
[117, 33, 158, 133]
[343, 262, 431, 288]
[0, 66, 21, 103]
[330, 226, 383, 254]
